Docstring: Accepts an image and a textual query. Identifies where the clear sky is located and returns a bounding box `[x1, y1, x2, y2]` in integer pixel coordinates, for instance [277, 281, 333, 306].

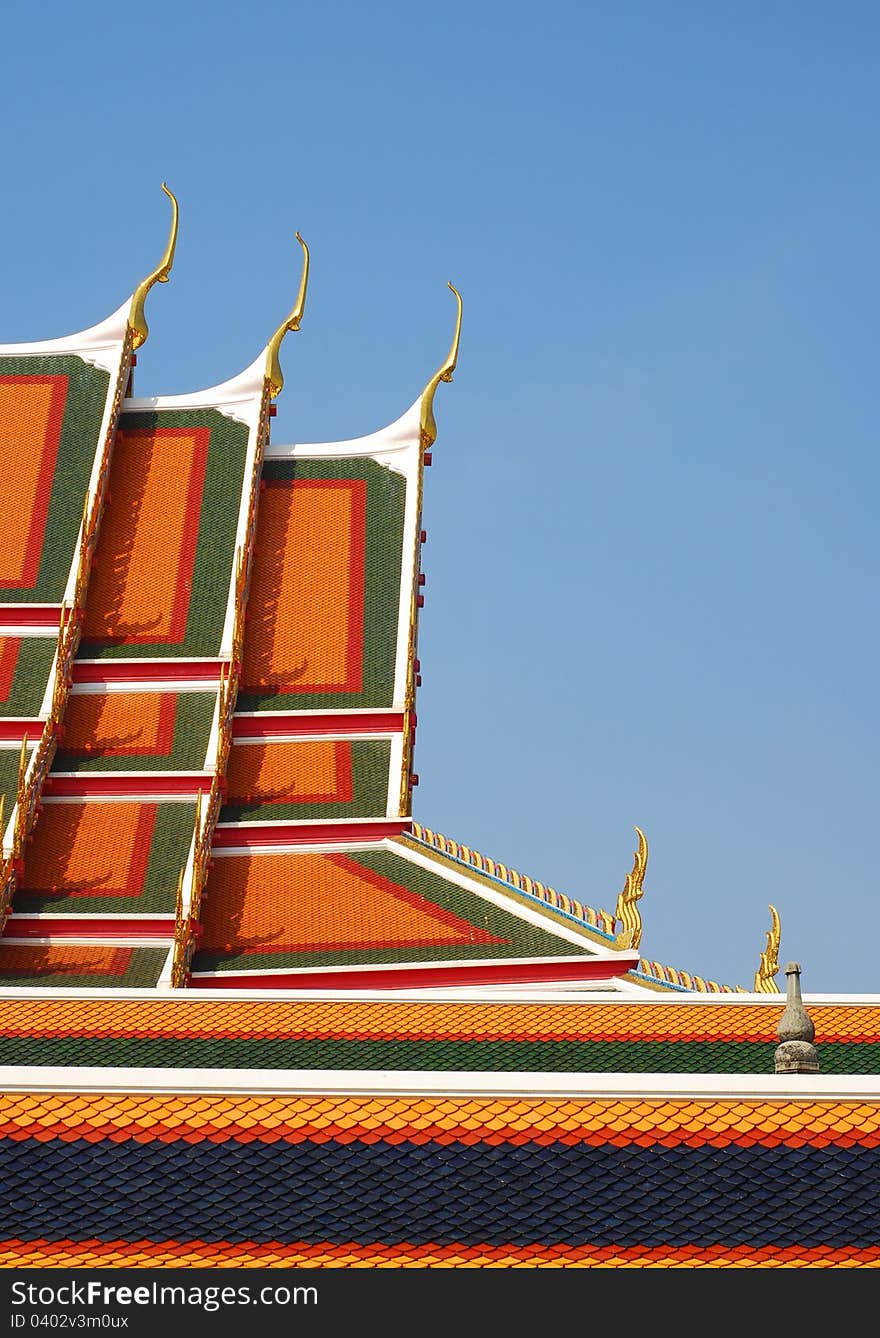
[2, 1, 878, 993]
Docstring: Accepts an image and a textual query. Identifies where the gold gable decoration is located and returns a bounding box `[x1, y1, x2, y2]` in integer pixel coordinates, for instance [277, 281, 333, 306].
[264, 233, 310, 400]
[613, 826, 648, 950]
[128, 183, 179, 350]
[754, 903, 782, 993]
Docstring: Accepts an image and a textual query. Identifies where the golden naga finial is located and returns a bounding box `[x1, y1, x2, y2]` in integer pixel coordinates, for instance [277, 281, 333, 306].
[128, 183, 179, 350]
[419, 282, 462, 450]
[754, 903, 782, 993]
[614, 826, 648, 950]
[264, 232, 310, 400]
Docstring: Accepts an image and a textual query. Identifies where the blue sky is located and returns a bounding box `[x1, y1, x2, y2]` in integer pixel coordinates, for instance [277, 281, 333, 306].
[2, 2, 878, 993]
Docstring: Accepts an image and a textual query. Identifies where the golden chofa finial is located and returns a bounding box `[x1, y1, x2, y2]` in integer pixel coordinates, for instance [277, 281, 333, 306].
[264, 232, 310, 400]
[128, 183, 179, 350]
[754, 903, 782, 993]
[420, 282, 462, 450]
[613, 826, 648, 950]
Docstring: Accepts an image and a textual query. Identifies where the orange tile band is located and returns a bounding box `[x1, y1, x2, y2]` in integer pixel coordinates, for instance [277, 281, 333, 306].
[199, 851, 505, 954]
[243, 479, 366, 695]
[0, 1093, 877, 1151]
[0, 946, 132, 977]
[21, 801, 156, 898]
[84, 428, 209, 646]
[60, 693, 177, 758]
[1, 1238, 878, 1268]
[1, 998, 876, 1045]
[0, 376, 67, 589]
[225, 739, 354, 806]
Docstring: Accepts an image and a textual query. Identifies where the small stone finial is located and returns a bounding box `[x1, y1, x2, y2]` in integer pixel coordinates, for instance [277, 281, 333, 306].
[774, 962, 819, 1074]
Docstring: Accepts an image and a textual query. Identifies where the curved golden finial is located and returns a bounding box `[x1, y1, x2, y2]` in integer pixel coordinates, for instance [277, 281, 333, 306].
[754, 903, 782, 993]
[420, 282, 462, 450]
[128, 183, 179, 350]
[614, 826, 649, 950]
[264, 232, 310, 400]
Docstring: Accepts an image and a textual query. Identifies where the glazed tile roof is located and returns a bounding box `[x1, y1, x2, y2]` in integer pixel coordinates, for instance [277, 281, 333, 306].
[0, 997, 877, 1073]
[2, 1240, 877, 1268]
[0, 357, 114, 605]
[0, 290, 659, 995]
[0, 945, 167, 988]
[15, 798, 198, 914]
[2, 367, 268, 980]
[0, 749, 25, 833]
[1, 232, 878, 1271]
[221, 737, 392, 821]
[238, 459, 405, 713]
[0, 639, 57, 720]
[0, 329, 132, 947]
[54, 690, 216, 773]
[406, 825, 745, 994]
[79, 411, 249, 661]
[0, 1090, 878, 1267]
[192, 844, 600, 977]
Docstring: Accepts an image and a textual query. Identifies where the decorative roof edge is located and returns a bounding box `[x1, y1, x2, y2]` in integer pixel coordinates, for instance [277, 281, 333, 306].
[125, 231, 309, 421]
[0, 301, 131, 370]
[612, 826, 648, 949]
[754, 903, 782, 993]
[419, 283, 462, 449]
[127, 183, 179, 351]
[264, 233, 310, 400]
[266, 281, 463, 465]
[0, 184, 176, 364]
[409, 821, 618, 937]
[264, 398, 421, 465]
[408, 821, 744, 994]
[123, 358, 267, 424]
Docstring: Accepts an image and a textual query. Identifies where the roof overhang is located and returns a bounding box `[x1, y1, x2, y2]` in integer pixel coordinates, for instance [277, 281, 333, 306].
[187, 951, 640, 992]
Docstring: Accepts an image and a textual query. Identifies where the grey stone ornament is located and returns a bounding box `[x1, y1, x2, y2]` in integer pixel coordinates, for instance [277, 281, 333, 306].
[774, 962, 819, 1074]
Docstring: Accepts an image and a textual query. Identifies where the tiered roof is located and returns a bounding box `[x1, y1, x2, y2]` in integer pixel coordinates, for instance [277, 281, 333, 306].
[0, 190, 877, 1270]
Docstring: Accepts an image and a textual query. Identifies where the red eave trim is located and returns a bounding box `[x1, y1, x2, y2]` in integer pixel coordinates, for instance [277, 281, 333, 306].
[211, 818, 411, 849]
[188, 954, 639, 990]
[0, 604, 62, 630]
[3, 916, 175, 940]
[0, 720, 44, 742]
[43, 773, 212, 799]
[72, 659, 223, 685]
[232, 710, 406, 739]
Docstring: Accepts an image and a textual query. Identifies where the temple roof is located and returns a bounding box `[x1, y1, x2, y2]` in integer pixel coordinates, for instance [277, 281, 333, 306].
[0, 990, 877, 1267]
[0, 234, 749, 997]
[0, 201, 876, 1270]
[1, 993, 879, 1074]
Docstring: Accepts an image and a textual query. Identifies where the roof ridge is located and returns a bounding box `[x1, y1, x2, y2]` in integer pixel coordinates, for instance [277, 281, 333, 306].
[410, 821, 618, 936]
[409, 821, 745, 995]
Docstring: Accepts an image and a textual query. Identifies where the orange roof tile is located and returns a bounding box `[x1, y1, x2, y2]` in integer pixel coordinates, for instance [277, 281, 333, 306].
[21, 802, 154, 897]
[1, 1092, 879, 1150]
[199, 852, 504, 955]
[84, 428, 208, 646]
[1, 1239, 878, 1268]
[0, 946, 132, 977]
[0, 376, 66, 588]
[60, 692, 176, 757]
[226, 740, 353, 806]
[2, 996, 878, 1044]
[242, 479, 365, 695]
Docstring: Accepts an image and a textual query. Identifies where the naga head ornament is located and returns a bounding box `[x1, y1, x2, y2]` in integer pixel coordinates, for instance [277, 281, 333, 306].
[128, 183, 179, 350]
